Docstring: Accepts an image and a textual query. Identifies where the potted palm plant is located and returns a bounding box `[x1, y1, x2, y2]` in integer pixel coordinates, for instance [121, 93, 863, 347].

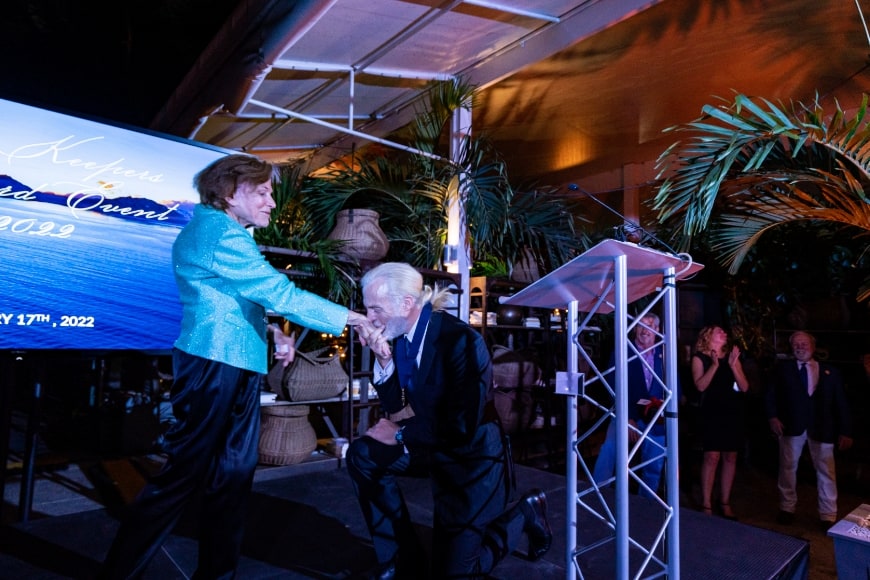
[298, 78, 588, 277]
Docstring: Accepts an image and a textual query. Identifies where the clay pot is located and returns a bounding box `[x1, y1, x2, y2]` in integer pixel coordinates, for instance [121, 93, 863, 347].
[327, 208, 389, 261]
[497, 305, 524, 326]
[511, 248, 540, 283]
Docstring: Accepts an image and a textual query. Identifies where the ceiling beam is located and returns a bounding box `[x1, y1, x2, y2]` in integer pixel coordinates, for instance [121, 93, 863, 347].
[248, 98, 449, 162]
[151, 0, 337, 137]
[304, 0, 663, 169]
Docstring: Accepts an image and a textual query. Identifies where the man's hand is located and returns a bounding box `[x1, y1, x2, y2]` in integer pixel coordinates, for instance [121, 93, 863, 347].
[769, 417, 784, 437]
[839, 435, 854, 451]
[366, 418, 402, 445]
[628, 419, 640, 443]
[268, 324, 296, 367]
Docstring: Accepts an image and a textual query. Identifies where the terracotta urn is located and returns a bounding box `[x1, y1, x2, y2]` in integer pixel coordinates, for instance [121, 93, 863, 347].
[327, 208, 389, 261]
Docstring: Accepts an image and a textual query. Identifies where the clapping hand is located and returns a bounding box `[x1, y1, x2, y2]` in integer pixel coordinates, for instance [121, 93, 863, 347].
[709, 349, 719, 366]
[728, 345, 741, 367]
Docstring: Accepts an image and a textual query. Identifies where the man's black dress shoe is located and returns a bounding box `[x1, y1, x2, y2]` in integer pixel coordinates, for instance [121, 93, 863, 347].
[519, 488, 553, 561]
[776, 510, 795, 525]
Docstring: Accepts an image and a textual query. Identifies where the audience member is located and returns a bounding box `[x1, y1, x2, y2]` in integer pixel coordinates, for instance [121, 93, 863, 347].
[692, 325, 749, 520]
[766, 331, 853, 526]
[593, 313, 669, 499]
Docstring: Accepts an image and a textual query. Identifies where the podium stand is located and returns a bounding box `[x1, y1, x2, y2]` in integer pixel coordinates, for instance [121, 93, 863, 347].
[501, 239, 703, 580]
[828, 503, 870, 579]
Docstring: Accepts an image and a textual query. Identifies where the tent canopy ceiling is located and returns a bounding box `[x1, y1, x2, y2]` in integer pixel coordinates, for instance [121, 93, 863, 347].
[4, 0, 870, 186]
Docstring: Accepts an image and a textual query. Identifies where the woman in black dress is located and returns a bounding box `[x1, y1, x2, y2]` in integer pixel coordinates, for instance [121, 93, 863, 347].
[692, 325, 749, 519]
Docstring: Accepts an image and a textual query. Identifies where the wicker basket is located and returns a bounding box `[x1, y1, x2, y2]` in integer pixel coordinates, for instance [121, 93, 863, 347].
[492, 345, 541, 388]
[258, 404, 316, 465]
[326, 208, 389, 261]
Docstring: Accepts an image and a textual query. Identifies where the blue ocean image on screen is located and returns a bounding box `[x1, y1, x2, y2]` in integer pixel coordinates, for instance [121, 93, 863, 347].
[0, 97, 229, 350]
[1, 198, 185, 350]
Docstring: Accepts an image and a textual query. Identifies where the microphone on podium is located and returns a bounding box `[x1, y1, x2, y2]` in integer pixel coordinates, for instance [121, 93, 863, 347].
[566, 183, 682, 257]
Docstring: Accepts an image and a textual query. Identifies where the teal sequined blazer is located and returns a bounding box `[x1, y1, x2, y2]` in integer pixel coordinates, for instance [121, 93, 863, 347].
[172, 204, 348, 374]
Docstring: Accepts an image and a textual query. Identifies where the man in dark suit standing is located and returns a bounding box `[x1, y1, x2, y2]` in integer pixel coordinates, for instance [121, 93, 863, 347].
[349, 262, 552, 579]
[766, 331, 853, 526]
[592, 313, 668, 499]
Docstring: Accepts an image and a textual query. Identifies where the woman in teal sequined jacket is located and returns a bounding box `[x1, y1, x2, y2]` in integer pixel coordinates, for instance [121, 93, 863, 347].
[100, 154, 367, 580]
[172, 202, 348, 373]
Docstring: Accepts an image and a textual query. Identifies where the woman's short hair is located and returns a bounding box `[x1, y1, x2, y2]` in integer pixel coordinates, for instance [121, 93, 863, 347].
[194, 154, 275, 209]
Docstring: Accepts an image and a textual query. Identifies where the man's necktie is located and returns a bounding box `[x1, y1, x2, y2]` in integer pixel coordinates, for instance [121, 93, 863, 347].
[799, 362, 811, 396]
[395, 335, 415, 401]
[393, 303, 433, 406]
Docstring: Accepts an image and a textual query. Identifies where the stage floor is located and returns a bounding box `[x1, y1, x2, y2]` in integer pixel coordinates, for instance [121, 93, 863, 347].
[1, 457, 812, 579]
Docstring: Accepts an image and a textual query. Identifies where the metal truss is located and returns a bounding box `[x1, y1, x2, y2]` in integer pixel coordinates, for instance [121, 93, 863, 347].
[502, 240, 702, 580]
[563, 255, 680, 579]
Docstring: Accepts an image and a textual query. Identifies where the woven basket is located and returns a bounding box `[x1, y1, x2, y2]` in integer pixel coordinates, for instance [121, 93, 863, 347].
[258, 404, 316, 465]
[326, 208, 389, 261]
[493, 388, 534, 434]
[266, 347, 348, 402]
[492, 345, 541, 388]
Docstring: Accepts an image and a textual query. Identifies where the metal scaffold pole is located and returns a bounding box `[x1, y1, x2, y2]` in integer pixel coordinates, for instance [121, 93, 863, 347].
[499, 240, 702, 579]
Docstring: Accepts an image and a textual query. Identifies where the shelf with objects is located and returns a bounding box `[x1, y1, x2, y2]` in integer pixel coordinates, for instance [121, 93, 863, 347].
[468, 276, 568, 471]
[258, 245, 366, 465]
[259, 248, 464, 464]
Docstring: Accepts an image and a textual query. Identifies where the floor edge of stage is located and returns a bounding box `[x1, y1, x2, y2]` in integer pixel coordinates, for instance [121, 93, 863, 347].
[1, 463, 810, 579]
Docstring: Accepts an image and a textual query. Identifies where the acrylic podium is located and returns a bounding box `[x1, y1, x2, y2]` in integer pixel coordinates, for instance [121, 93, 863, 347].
[500, 239, 703, 580]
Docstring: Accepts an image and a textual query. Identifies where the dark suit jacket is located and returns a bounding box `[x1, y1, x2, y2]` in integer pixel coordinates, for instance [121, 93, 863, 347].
[765, 359, 852, 442]
[374, 310, 506, 533]
[376, 310, 492, 450]
[626, 347, 665, 423]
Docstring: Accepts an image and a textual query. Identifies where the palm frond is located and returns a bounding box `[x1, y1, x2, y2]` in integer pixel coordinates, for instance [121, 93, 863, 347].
[653, 93, 870, 240]
[711, 175, 870, 273]
[652, 92, 870, 305]
[266, 77, 587, 281]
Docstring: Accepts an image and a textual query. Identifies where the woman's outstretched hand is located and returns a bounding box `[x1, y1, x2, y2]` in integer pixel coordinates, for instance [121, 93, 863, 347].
[269, 324, 296, 367]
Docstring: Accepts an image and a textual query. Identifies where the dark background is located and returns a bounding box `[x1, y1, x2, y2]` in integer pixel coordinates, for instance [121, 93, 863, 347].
[2, 0, 237, 127]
